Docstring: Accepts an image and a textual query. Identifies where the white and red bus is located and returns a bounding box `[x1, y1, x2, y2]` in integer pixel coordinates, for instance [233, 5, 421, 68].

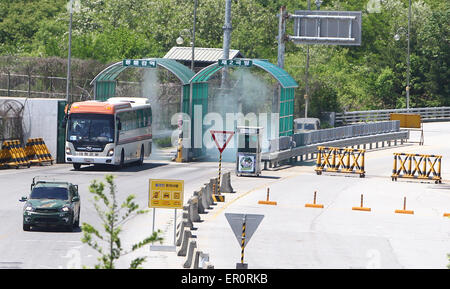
[64, 97, 152, 170]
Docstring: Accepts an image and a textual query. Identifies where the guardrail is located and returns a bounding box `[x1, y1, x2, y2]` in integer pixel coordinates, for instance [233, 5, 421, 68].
[335, 107, 450, 125]
[263, 121, 409, 169]
[270, 120, 400, 152]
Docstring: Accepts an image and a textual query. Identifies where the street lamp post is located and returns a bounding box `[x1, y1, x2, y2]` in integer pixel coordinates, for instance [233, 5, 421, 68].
[176, 0, 197, 71]
[394, 0, 411, 110]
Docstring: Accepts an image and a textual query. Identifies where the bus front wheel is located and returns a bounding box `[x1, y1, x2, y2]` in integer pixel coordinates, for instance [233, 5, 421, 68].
[73, 163, 81, 170]
[119, 150, 125, 169]
[138, 145, 144, 166]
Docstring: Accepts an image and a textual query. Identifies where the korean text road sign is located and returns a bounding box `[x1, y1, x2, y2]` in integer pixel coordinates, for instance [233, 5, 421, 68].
[149, 179, 184, 209]
[123, 59, 157, 68]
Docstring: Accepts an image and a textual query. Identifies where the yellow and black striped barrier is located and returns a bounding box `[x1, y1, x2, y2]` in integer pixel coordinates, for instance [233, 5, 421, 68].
[315, 146, 366, 178]
[212, 182, 225, 202]
[25, 138, 54, 165]
[391, 153, 442, 184]
[0, 140, 31, 169]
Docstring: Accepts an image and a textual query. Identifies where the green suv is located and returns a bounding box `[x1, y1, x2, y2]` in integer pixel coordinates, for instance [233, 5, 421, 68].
[20, 178, 81, 231]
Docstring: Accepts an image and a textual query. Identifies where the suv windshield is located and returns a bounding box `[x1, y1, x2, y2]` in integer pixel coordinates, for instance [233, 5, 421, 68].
[67, 113, 115, 145]
[304, 123, 316, 130]
[30, 187, 68, 200]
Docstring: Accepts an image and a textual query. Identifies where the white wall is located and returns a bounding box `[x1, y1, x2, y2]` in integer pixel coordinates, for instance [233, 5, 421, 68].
[0, 97, 63, 159]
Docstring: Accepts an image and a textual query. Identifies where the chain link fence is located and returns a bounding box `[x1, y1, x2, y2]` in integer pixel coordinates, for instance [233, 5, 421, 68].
[0, 73, 92, 102]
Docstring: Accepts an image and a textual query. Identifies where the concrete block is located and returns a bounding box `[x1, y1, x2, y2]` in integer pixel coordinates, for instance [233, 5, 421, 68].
[194, 190, 207, 214]
[188, 196, 201, 222]
[183, 238, 197, 268]
[220, 171, 235, 193]
[177, 228, 194, 256]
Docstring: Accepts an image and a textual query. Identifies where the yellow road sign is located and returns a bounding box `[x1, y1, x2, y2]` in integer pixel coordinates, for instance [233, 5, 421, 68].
[149, 179, 184, 209]
[390, 113, 421, 129]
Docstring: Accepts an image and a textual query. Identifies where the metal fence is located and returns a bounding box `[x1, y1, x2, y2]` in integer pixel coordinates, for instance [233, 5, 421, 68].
[0, 73, 91, 101]
[270, 120, 400, 152]
[335, 107, 450, 125]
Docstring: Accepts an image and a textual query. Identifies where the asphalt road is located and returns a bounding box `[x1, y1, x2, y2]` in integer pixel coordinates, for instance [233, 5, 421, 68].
[0, 157, 234, 269]
[0, 122, 449, 269]
[195, 122, 450, 269]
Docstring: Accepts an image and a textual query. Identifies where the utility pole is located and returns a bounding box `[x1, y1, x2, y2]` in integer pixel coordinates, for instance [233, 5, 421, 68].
[304, 0, 311, 118]
[274, 6, 287, 139]
[305, 0, 322, 118]
[66, 0, 73, 105]
[277, 6, 287, 69]
[406, 0, 411, 110]
[191, 0, 198, 71]
[221, 0, 232, 89]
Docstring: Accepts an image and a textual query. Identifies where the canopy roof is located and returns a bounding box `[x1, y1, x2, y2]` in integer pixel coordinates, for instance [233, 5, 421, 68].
[90, 58, 195, 85]
[190, 59, 298, 89]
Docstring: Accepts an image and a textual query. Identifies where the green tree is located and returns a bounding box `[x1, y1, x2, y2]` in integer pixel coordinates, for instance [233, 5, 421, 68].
[82, 174, 163, 269]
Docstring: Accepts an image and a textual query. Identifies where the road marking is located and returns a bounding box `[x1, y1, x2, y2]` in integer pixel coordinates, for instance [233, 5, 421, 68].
[206, 173, 300, 222]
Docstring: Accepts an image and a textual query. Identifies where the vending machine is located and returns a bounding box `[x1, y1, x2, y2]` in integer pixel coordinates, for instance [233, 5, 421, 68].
[236, 126, 263, 177]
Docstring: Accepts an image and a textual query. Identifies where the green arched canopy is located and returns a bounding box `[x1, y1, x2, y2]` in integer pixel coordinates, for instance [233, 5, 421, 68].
[189, 59, 298, 138]
[91, 58, 195, 101]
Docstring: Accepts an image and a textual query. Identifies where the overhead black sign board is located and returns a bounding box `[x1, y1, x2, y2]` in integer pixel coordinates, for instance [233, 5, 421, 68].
[290, 10, 362, 46]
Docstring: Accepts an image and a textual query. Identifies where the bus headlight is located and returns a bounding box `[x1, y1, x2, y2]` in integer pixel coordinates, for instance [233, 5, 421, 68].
[107, 149, 114, 156]
[66, 147, 71, 155]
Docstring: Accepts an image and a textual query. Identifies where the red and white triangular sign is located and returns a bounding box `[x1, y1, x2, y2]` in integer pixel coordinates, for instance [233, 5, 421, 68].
[210, 130, 235, 153]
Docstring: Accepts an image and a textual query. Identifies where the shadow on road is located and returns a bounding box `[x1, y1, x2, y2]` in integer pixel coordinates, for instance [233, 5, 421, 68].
[71, 162, 169, 173]
[27, 226, 82, 233]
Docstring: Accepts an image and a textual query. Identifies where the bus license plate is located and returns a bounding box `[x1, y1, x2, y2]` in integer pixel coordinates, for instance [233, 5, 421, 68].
[84, 158, 94, 163]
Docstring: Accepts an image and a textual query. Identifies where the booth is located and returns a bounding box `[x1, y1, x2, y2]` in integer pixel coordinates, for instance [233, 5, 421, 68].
[236, 126, 263, 177]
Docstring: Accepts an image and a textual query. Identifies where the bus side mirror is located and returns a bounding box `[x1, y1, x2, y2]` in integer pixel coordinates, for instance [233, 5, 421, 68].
[61, 115, 67, 129]
[117, 118, 122, 130]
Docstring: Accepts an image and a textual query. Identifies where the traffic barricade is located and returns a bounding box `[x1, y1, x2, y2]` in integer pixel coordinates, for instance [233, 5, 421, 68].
[0, 140, 31, 169]
[315, 146, 366, 177]
[391, 153, 442, 184]
[25, 138, 54, 165]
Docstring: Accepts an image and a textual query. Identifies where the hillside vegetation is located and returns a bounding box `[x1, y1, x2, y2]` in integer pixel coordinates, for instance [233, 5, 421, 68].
[0, 0, 448, 116]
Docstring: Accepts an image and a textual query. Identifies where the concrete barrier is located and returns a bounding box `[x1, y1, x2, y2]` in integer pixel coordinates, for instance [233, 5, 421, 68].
[205, 181, 216, 206]
[202, 184, 212, 208]
[204, 262, 214, 269]
[194, 189, 207, 213]
[220, 171, 235, 193]
[194, 251, 211, 269]
[177, 228, 194, 256]
[176, 219, 190, 246]
[188, 196, 201, 222]
[183, 238, 197, 268]
[182, 206, 193, 229]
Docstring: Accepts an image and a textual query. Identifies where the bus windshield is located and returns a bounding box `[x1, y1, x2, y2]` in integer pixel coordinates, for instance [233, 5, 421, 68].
[67, 113, 115, 145]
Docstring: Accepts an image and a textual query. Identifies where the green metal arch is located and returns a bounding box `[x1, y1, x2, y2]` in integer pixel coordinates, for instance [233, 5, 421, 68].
[91, 58, 195, 86]
[189, 59, 298, 88]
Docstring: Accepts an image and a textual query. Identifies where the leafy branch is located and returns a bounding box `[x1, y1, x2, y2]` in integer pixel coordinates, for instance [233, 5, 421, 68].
[81, 174, 163, 269]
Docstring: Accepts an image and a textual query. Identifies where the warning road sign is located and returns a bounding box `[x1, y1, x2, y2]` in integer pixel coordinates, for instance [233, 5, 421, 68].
[225, 213, 264, 248]
[210, 130, 235, 153]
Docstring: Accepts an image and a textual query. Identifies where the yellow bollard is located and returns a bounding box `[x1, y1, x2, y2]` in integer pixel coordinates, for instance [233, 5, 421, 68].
[395, 197, 414, 215]
[305, 191, 324, 208]
[258, 188, 277, 205]
[352, 194, 371, 212]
